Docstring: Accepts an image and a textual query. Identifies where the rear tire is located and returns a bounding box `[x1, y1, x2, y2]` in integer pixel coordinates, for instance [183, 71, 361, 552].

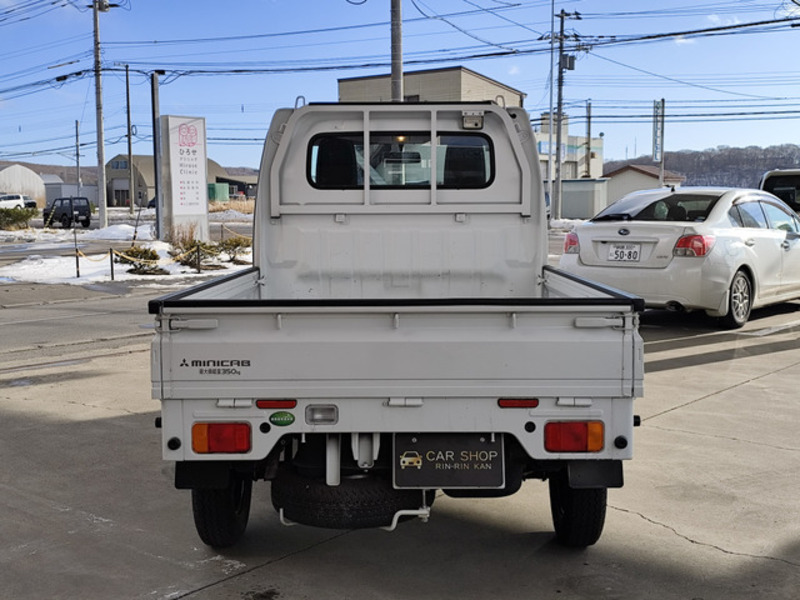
[549, 472, 606, 548]
[60, 215, 71, 229]
[191, 475, 252, 548]
[721, 269, 752, 329]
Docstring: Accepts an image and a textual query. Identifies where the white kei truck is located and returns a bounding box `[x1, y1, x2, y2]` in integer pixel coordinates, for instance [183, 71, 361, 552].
[150, 101, 644, 549]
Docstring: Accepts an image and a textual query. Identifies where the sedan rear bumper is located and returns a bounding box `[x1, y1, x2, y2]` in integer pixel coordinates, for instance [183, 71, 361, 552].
[559, 254, 732, 314]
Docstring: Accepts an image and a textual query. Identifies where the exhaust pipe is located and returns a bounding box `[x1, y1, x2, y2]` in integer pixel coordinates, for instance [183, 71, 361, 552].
[666, 301, 686, 313]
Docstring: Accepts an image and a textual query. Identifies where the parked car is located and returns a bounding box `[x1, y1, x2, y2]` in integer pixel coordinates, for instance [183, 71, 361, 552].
[560, 187, 800, 328]
[0, 193, 34, 210]
[42, 196, 92, 228]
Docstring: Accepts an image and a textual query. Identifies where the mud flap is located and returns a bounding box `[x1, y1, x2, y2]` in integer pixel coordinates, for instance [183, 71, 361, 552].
[567, 460, 623, 489]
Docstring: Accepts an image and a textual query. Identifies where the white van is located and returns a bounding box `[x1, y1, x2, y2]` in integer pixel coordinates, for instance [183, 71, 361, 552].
[0, 193, 34, 209]
[759, 169, 800, 213]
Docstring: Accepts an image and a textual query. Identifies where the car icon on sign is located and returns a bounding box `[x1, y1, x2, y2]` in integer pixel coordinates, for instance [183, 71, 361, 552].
[399, 450, 422, 469]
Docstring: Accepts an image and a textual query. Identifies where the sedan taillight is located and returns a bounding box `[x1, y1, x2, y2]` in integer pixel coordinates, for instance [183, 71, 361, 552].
[674, 234, 715, 257]
[564, 231, 580, 254]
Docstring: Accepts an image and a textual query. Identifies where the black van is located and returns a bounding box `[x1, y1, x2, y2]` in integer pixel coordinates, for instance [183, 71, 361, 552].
[759, 169, 800, 213]
[43, 197, 92, 228]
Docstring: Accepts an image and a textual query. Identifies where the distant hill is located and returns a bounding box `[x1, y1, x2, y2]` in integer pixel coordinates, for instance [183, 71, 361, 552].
[604, 144, 800, 189]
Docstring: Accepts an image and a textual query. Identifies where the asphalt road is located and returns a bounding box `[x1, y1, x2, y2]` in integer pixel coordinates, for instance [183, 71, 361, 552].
[1, 281, 800, 599]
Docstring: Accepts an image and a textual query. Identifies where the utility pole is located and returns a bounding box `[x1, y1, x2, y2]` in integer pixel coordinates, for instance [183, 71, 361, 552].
[547, 0, 555, 214]
[585, 99, 592, 178]
[126, 65, 135, 216]
[92, 0, 109, 227]
[75, 120, 81, 197]
[553, 9, 580, 219]
[151, 71, 165, 240]
[390, 0, 403, 102]
[554, 10, 566, 219]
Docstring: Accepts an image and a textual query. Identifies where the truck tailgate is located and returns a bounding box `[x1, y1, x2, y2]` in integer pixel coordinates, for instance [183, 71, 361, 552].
[152, 298, 642, 401]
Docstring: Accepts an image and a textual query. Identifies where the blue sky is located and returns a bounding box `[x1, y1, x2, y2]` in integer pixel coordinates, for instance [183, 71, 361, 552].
[2, 0, 800, 170]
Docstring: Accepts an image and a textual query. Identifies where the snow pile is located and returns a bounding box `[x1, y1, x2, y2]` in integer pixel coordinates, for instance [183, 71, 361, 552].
[0, 225, 248, 286]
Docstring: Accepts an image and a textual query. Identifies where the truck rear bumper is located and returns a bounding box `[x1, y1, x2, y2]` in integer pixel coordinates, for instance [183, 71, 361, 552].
[159, 395, 636, 465]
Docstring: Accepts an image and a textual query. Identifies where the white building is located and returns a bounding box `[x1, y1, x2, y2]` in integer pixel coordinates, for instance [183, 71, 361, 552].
[536, 113, 604, 181]
[0, 164, 46, 207]
[339, 66, 525, 107]
[604, 164, 686, 205]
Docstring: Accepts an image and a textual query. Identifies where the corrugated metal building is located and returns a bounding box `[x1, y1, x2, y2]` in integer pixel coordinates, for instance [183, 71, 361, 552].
[0, 164, 46, 206]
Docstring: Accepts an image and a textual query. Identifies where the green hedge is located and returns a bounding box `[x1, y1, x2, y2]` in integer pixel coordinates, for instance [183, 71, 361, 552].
[0, 207, 38, 230]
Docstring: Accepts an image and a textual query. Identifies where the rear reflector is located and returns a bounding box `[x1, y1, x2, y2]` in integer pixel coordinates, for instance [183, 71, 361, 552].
[256, 399, 297, 409]
[544, 421, 604, 452]
[498, 398, 540, 408]
[192, 423, 251, 454]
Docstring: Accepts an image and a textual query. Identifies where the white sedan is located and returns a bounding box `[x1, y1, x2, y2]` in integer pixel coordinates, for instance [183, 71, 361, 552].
[559, 187, 800, 328]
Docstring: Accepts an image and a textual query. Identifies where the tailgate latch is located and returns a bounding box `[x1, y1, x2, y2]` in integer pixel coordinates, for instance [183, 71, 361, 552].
[168, 318, 219, 331]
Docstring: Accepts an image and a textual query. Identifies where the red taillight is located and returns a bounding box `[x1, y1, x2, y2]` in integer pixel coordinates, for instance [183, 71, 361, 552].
[256, 399, 298, 409]
[544, 421, 604, 452]
[498, 398, 540, 408]
[564, 231, 580, 254]
[192, 423, 251, 454]
[674, 234, 715, 257]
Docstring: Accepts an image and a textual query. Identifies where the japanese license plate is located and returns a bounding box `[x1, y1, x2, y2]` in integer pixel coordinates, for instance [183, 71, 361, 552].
[393, 433, 504, 489]
[608, 242, 641, 262]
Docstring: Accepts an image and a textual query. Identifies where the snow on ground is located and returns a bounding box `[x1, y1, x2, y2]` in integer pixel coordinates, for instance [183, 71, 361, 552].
[0, 209, 577, 286]
[0, 210, 252, 286]
[549, 218, 582, 231]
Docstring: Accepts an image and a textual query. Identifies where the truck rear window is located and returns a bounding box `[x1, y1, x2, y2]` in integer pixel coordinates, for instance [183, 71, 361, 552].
[308, 132, 493, 190]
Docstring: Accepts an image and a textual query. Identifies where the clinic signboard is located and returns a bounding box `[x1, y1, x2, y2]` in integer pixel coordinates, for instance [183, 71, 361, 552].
[161, 115, 209, 241]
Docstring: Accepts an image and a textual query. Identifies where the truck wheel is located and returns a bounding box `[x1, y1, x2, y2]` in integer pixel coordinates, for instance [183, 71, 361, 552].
[271, 465, 430, 529]
[191, 475, 252, 548]
[81, 218, 90, 228]
[61, 215, 71, 229]
[548, 472, 606, 548]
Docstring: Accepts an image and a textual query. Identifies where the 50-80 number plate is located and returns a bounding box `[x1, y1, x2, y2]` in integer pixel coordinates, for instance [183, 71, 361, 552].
[608, 243, 641, 262]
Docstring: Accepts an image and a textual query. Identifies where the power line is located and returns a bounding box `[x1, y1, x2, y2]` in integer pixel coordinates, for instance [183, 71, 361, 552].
[0, 0, 70, 27]
[102, 4, 530, 48]
[409, 0, 516, 51]
[5, 7, 800, 160]
[585, 51, 783, 100]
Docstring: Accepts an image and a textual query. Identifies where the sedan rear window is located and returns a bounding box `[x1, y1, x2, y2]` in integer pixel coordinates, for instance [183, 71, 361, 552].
[593, 193, 722, 222]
